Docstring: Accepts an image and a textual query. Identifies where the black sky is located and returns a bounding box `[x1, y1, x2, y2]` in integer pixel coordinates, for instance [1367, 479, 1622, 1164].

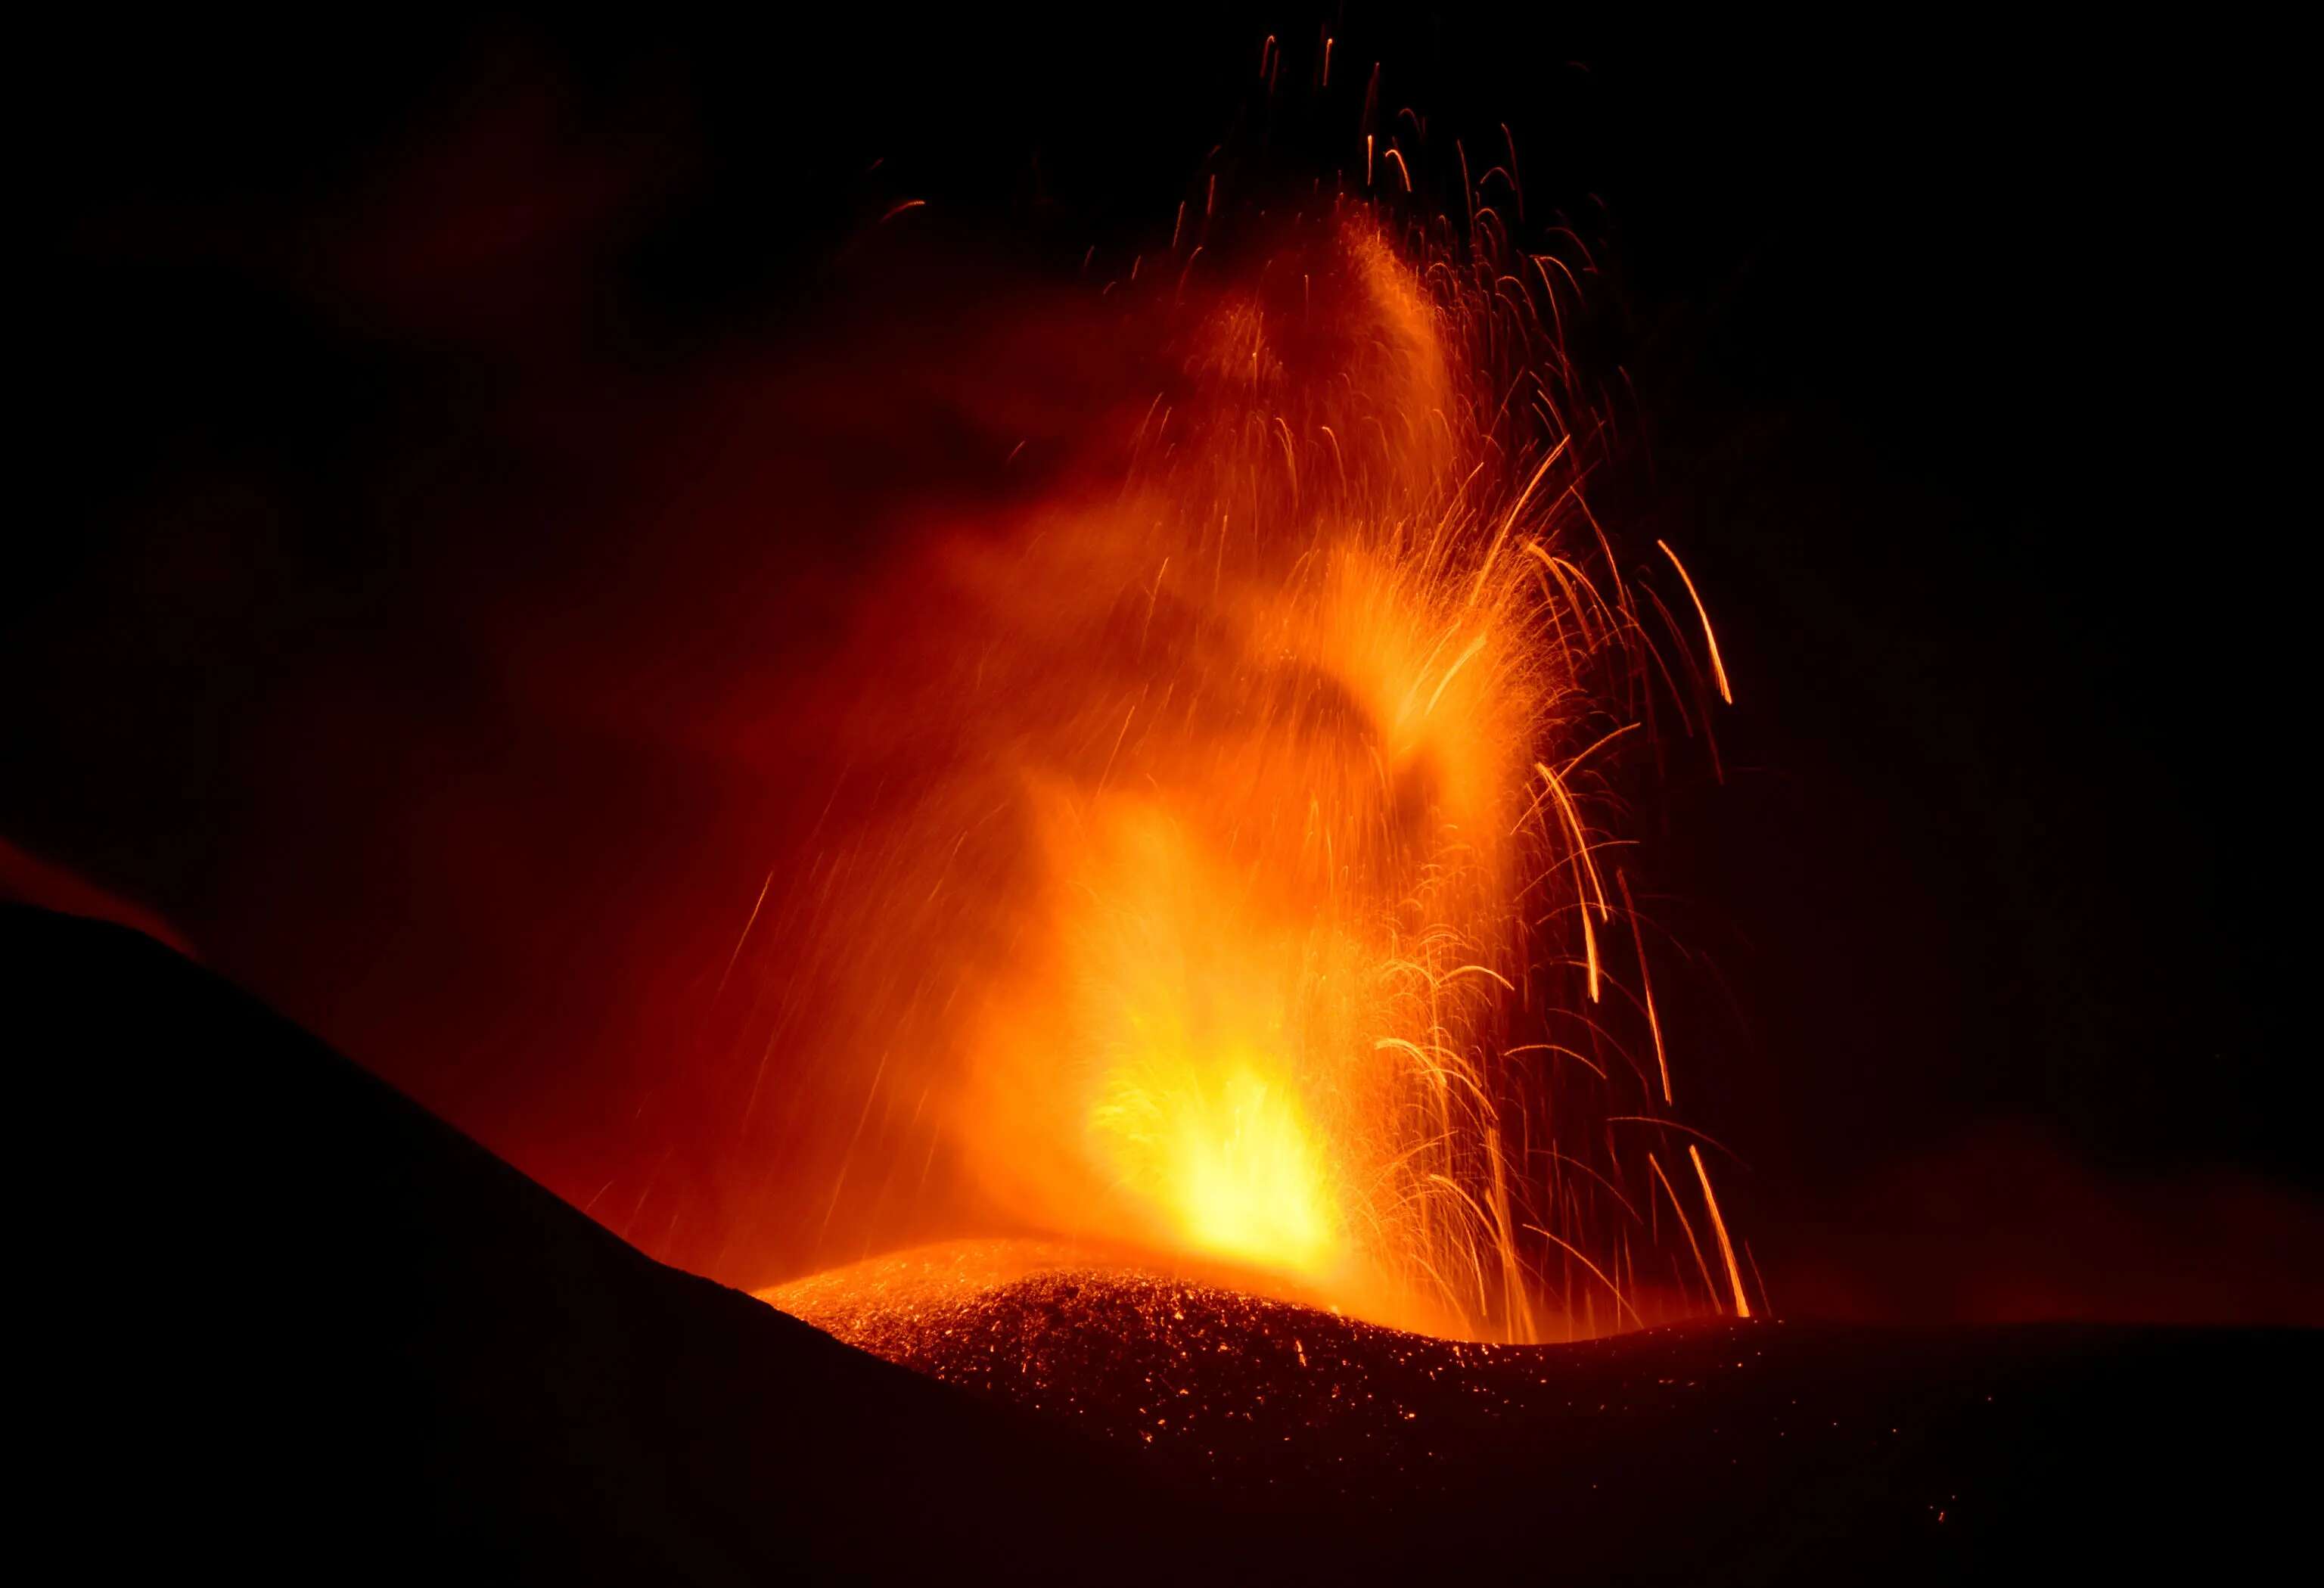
[13, 9, 2313, 1316]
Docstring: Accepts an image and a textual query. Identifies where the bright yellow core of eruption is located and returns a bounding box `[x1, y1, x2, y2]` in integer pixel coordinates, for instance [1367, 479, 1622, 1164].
[1092, 1055, 1341, 1279]
[1044, 800, 1359, 1286]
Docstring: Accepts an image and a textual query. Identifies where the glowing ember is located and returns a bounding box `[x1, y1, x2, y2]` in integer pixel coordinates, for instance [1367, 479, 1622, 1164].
[744, 145, 1745, 1341]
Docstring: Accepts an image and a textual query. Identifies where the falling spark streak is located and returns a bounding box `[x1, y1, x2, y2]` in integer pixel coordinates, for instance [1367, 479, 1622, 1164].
[1745, 1239, 1774, 1318]
[1647, 1151, 1719, 1304]
[1690, 1144, 1752, 1319]
[1533, 760, 1608, 1001]
[715, 866, 778, 999]
[1656, 539, 1732, 704]
[1617, 870, 1671, 1104]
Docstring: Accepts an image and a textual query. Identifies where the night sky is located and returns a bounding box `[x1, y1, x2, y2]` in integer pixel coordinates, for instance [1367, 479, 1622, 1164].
[14, 11, 2313, 1320]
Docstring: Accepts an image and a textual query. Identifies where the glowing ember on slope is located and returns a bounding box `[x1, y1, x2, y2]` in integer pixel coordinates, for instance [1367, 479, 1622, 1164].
[742, 104, 1746, 1341]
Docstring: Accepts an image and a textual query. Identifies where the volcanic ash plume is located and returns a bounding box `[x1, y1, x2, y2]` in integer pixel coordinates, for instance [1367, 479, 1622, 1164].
[753, 205, 1741, 1341]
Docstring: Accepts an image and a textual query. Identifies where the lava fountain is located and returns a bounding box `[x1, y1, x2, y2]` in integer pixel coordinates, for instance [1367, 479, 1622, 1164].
[745, 163, 1745, 1343]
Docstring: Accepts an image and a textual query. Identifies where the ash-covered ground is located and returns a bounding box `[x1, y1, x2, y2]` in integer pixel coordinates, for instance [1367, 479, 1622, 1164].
[772, 1241, 1791, 1488]
[764, 1238, 2316, 1571]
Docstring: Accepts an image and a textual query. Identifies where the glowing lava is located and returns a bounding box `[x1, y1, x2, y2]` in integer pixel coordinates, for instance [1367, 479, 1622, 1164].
[743, 176, 1747, 1341]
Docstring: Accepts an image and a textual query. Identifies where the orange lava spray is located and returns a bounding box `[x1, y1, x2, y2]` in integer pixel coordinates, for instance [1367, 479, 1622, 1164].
[745, 139, 1741, 1342]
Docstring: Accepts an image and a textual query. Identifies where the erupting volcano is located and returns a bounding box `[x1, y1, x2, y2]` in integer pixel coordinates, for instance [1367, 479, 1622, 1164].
[738, 148, 1748, 1345]
[23, 14, 2313, 1582]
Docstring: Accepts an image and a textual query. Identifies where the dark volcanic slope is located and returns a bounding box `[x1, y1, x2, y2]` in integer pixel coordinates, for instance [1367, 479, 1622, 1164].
[772, 1241, 2319, 1575]
[8, 906, 1188, 1583]
[14, 903, 2313, 1583]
